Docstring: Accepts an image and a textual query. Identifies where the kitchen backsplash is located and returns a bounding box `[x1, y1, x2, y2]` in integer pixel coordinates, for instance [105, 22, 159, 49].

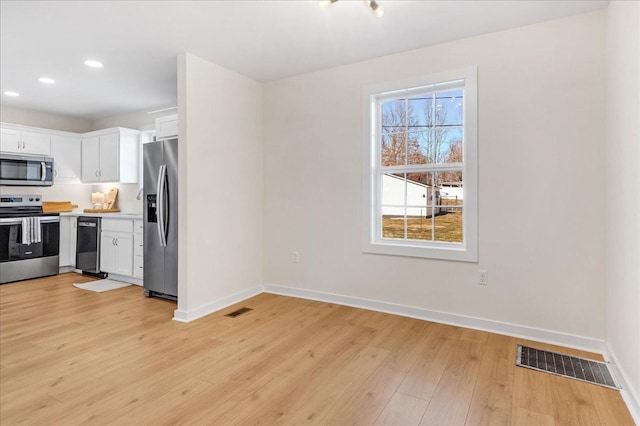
[0, 183, 143, 214]
[91, 183, 142, 213]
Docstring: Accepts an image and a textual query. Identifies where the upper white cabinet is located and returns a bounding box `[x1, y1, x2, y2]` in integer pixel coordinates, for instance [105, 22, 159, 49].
[0, 127, 51, 155]
[81, 128, 140, 183]
[51, 135, 81, 184]
[155, 114, 178, 141]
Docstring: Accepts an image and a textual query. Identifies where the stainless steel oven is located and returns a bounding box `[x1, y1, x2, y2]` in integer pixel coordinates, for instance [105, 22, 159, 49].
[0, 153, 54, 186]
[0, 195, 59, 284]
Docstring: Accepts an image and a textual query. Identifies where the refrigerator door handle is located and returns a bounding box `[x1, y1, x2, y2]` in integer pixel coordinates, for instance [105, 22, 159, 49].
[156, 164, 167, 247]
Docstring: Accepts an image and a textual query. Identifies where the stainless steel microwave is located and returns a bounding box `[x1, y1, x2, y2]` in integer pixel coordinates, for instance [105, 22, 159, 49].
[0, 153, 54, 186]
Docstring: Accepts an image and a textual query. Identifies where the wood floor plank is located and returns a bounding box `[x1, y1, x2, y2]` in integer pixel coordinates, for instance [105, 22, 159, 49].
[419, 337, 484, 425]
[396, 322, 459, 400]
[465, 334, 515, 425]
[374, 392, 429, 425]
[0, 273, 633, 425]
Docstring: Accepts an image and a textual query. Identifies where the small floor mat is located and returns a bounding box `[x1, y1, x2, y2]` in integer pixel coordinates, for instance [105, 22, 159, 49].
[516, 345, 620, 389]
[73, 279, 131, 293]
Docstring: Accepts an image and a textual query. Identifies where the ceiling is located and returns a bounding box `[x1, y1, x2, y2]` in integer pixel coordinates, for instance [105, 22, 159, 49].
[0, 0, 608, 121]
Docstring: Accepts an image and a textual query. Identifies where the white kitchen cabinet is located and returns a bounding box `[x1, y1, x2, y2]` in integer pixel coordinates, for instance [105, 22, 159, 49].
[155, 114, 178, 141]
[100, 218, 134, 277]
[59, 216, 78, 268]
[133, 219, 144, 278]
[81, 127, 139, 183]
[0, 127, 51, 155]
[59, 216, 71, 267]
[100, 231, 133, 276]
[51, 135, 81, 184]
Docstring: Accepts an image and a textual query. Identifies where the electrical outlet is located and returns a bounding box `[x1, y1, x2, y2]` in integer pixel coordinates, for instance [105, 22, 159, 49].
[478, 270, 488, 285]
[292, 251, 300, 263]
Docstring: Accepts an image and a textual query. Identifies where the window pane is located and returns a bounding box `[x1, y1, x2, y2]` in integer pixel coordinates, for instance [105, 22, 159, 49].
[381, 99, 406, 134]
[436, 179, 463, 243]
[381, 173, 406, 239]
[407, 131, 429, 165]
[405, 172, 436, 241]
[435, 89, 463, 126]
[407, 131, 457, 165]
[408, 95, 433, 131]
[434, 206, 463, 242]
[381, 133, 406, 166]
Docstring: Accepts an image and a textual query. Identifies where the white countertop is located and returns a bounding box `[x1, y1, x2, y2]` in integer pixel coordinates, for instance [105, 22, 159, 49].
[60, 212, 143, 220]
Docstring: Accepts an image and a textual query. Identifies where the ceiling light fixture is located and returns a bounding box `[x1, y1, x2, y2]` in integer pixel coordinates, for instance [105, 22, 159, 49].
[3, 91, 20, 97]
[319, 0, 338, 8]
[38, 77, 56, 84]
[368, 0, 384, 17]
[84, 59, 104, 68]
[320, 0, 384, 17]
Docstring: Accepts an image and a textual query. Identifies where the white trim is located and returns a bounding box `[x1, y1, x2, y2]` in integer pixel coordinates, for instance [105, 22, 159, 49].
[604, 342, 640, 425]
[263, 283, 607, 354]
[362, 66, 478, 262]
[172, 285, 263, 323]
[107, 273, 142, 286]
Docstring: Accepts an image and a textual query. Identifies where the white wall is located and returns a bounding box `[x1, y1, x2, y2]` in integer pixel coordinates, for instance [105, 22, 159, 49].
[263, 11, 606, 339]
[0, 105, 92, 133]
[175, 53, 263, 318]
[605, 0, 640, 410]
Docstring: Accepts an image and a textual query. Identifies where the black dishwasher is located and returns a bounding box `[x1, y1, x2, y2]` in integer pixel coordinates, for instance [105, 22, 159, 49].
[76, 217, 107, 278]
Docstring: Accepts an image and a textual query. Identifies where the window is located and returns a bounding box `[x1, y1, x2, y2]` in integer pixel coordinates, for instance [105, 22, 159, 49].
[362, 67, 477, 261]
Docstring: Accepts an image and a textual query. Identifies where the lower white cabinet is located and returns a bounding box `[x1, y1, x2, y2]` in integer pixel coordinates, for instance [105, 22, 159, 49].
[133, 220, 144, 278]
[100, 219, 134, 276]
[59, 216, 77, 267]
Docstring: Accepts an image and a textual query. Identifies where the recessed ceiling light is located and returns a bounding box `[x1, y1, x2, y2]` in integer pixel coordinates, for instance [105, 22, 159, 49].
[84, 59, 103, 68]
[3, 91, 20, 97]
[38, 77, 56, 84]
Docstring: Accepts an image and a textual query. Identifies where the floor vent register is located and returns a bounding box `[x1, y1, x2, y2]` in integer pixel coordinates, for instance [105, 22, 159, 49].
[516, 345, 620, 390]
[225, 307, 253, 318]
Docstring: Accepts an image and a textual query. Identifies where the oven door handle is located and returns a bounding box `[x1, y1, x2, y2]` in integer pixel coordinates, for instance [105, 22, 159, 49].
[0, 217, 60, 225]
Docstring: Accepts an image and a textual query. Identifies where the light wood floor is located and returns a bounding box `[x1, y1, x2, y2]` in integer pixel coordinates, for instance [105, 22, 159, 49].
[0, 273, 633, 425]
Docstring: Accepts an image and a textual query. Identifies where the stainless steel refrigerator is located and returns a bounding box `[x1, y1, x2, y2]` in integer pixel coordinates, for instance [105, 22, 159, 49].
[143, 138, 178, 300]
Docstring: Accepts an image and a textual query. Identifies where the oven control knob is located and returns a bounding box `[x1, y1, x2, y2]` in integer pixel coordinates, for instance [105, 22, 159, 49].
[29, 197, 34, 201]
[35, 198, 40, 201]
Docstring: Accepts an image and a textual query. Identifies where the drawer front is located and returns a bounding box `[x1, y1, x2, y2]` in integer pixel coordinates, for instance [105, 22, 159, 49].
[134, 233, 144, 256]
[134, 220, 143, 234]
[133, 255, 144, 278]
[102, 218, 133, 233]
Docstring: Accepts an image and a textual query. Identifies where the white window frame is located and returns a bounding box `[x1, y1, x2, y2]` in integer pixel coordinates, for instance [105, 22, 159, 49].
[362, 67, 478, 262]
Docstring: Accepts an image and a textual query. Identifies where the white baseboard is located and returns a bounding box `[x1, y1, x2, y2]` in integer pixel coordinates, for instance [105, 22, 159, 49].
[604, 342, 640, 425]
[263, 283, 608, 354]
[173, 285, 263, 323]
[107, 273, 143, 286]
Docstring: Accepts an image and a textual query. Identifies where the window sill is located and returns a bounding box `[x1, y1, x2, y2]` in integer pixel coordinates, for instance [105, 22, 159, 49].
[362, 240, 477, 262]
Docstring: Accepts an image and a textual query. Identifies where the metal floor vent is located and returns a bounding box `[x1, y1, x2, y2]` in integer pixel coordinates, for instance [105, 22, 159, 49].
[225, 307, 253, 318]
[516, 345, 620, 390]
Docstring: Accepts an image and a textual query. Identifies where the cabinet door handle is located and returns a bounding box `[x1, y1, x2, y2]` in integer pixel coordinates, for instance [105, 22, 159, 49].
[99, 170, 102, 177]
[95, 170, 99, 177]
[22, 141, 25, 149]
[54, 170, 58, 177]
